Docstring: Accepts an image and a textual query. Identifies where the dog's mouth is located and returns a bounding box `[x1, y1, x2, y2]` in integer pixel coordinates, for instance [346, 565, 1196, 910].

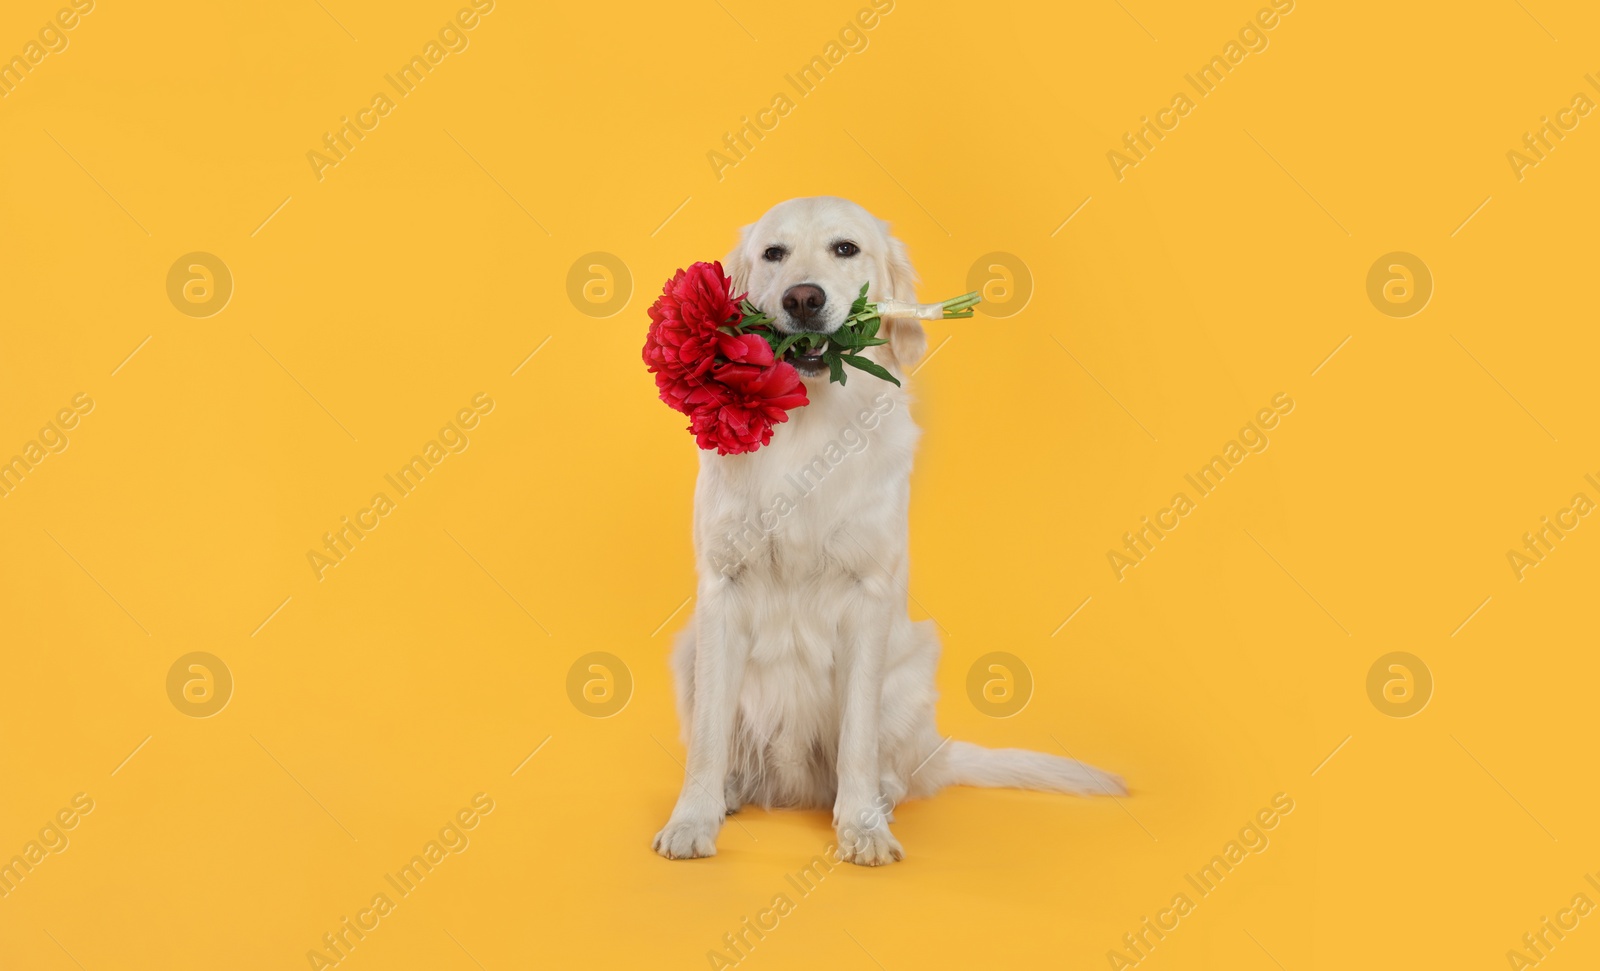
[792, 344, 828, 375]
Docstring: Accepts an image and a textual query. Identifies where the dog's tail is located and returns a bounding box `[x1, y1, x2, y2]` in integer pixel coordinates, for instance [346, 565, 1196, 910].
[928, 741, 1126, 796]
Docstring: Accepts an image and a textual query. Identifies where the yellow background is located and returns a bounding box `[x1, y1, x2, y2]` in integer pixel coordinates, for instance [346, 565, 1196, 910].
[2, 0, 1596, 967]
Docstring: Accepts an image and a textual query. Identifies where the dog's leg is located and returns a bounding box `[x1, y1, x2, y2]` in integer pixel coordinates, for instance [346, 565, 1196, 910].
[833, 572, 903, 866]
[654, 582, 744, 859]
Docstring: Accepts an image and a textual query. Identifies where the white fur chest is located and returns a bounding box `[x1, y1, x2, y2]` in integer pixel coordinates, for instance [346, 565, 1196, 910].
[687, 376, 920, 806]
[693, 379, 917, 591]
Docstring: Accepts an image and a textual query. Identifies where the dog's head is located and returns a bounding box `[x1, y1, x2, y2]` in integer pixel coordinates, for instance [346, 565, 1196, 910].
[724, 197, 927, 377]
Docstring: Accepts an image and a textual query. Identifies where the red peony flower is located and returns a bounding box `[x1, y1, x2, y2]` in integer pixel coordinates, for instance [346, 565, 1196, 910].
[643, 261, 810, 456]
[689, 357, 809, 454]
[716, 332, 774, 367]
[645, 259, 967, 454]
[642, 262, 742, 380]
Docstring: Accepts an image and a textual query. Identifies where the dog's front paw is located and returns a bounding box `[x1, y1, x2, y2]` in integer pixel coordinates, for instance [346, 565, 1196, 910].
[836, 821, 903, 867]
[652, 814, 721, 860]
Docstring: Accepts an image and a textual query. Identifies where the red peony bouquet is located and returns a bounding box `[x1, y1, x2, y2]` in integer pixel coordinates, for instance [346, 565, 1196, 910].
[643, 261, 979, 455]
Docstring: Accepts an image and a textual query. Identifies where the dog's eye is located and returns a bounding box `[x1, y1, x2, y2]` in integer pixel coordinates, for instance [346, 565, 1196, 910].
[833, 241, 860, 258]
[762, 246, 786, 262]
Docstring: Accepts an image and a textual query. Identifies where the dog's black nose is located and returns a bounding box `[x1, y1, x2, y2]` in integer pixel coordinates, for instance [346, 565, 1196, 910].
[781, 284, 827, 328]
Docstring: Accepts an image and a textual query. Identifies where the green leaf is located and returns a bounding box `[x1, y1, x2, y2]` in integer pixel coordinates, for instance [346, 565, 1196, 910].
[849, 282, 870, 316]
[841, 354, 901, 386]
[738, 299, 774, 329]
[827, 352, 845, 384]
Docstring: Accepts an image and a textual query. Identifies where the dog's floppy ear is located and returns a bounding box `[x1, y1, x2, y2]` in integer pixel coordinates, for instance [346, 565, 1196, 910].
[723, 223, 754, 297]
[880, 231, 927, 371]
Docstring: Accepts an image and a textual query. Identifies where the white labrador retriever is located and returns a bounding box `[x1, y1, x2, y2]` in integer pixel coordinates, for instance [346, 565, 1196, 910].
[654, 197, 1123, 865]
